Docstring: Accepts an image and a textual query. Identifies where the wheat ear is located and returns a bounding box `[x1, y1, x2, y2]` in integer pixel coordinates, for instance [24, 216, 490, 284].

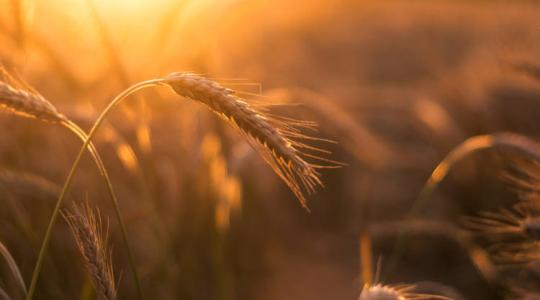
[0, 80, 66, 123]
[64, 203, 116, 300]
[163, 73, 342, 209]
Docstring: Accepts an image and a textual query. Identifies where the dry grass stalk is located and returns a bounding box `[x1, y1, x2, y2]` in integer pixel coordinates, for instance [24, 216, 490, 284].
[64, 203, 116, 300]
[0, 68, 66, 123]
[164, 72, 341, 209]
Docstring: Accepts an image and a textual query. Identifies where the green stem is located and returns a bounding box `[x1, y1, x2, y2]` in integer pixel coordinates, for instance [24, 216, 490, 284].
[26, 79, 163, 300]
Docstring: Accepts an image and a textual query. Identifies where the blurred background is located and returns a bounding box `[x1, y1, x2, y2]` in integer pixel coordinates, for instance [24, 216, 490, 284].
[2, 0, 540, 299]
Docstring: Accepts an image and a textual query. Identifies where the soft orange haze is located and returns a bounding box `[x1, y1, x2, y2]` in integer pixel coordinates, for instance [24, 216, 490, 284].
[2, 1, 540, 299]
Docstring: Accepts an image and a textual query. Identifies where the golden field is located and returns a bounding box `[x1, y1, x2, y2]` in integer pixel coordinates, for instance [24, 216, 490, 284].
[2, 1, 540, 299]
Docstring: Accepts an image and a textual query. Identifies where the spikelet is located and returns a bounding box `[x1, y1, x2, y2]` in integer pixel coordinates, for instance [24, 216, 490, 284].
[0, 67, 66, 123]
[359, 284, 450, 300]
[163, 72, 341, 209]
[64, 203, 116, 300]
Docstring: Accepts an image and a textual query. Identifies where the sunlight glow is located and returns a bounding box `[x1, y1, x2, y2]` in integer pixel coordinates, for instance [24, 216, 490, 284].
[92, 0, 171, 14]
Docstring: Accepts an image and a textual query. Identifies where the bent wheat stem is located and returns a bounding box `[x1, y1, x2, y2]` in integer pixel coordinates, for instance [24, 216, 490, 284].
[27, 120, 143, 300]
[26, 80, 161, 300]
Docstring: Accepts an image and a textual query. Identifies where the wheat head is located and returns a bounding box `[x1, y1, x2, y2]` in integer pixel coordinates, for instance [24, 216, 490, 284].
[0, 68, 66, 123]
[64, 203, 116, 300]
[163, 72, 341, 209]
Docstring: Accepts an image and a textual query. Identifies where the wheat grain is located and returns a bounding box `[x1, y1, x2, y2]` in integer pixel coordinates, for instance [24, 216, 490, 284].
[64, 203, 116, 300]
[164, 72, 341, 209]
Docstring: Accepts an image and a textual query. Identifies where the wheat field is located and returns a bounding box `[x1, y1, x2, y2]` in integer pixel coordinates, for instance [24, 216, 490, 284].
[2, 0, 540, 299]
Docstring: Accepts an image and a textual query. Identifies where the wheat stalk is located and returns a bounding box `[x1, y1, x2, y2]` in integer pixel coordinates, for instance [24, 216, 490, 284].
[64, 203, 116, 300]
[0, 67, 141, 300]
[24, 78, 162, 300]
[25, 128, 142, 299]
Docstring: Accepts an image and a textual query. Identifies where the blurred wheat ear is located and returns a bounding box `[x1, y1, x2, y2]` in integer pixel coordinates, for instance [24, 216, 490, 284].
[64, 203, 117, 300]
